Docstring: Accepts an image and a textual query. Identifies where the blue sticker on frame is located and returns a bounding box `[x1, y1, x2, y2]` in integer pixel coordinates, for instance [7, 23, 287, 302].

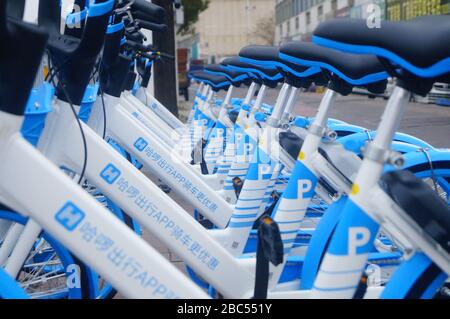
[55, 202, 86, 232]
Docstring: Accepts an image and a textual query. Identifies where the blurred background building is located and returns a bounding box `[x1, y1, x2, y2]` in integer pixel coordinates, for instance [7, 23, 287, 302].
[176, 0, 450, 105]
[177, 0, 276, 64]
[274, 0, 449, 44]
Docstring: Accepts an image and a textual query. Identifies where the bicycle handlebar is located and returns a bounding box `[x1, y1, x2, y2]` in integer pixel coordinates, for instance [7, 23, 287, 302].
[128, 0, 166, 22]
[173, 0, 182, 9]
[158, 52, 175, 61]
[132, 10, 165, 24]
[139, 51, 175, 62]
[136, 19, 168, 33]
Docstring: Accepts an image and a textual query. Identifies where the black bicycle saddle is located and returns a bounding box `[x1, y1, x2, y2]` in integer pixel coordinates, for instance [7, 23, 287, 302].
[280, 41, 388, 95]
[313, 16, 450, 94]
[192, 72, 231, 92]
[314, 15, 450, 77]
[205, 64, 248, 81]
[221, 57, 283, 88]
[239, 45, 321, 89]
[204, 64, 252, 87]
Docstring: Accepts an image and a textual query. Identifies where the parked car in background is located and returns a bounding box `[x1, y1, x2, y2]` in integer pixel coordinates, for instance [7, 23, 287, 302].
[352, 78, 395, 100]
[413, 82, 450, 106]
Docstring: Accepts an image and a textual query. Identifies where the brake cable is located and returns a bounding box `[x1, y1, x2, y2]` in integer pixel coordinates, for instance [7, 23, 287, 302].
[47, 52, 89, 186]
[418, 148, 439, 193]
[365, 129, 373, 142]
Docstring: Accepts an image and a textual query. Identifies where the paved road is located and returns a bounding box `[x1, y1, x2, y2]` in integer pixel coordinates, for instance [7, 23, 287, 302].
[221, 87, 450, 148]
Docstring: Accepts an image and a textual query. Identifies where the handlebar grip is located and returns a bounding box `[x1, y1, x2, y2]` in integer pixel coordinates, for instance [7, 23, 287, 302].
[159, 52, 175, 60]
[132, 10, 165, 24]
[136, 19, 167, 33]
[126, 31, 146, 43]
[131, 0, 165, 20]
[140, 51, 175, 62]
[173, 0, 182, 9]
[126, 40, 144, 52]
[139, 52, 157, 61]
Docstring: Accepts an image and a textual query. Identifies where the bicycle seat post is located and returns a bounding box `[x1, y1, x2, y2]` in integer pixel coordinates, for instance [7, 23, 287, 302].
[301, 89, 337, 158]
[242, 82, 257, 108]
[266, 83, 290, 128]
[281, 87, 299, 124]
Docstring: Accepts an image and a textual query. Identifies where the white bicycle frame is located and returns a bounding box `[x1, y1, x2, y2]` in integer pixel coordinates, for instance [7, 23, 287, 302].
[124, 81, 364, 242]
[0, 110, 208, 299]
[132, 83, 243, 160]
[109, 80, 297, 212]
[134, 87, 185, 131]
[14, 83, 356, 298]
[1, 80, 293, 299]
[123, 88, 231, 180]
[1, 84, 409, 300]
[22, 93, 284, 298]
[131, 80, 295, 176]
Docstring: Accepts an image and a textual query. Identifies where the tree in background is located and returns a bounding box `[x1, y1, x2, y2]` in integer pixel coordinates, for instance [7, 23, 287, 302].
[253, 16, 275, 45]
[177, 0, 210, 35]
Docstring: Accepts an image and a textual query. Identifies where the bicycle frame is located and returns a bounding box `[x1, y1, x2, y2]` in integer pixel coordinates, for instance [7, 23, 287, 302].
[134, 87, 185, 131]
[0, 110, 207, 299]
[311, 86, 450, 299]
[19, 83, 359, 298]
[110, 81, 297, 208]
[27, 95, 282, 298]
[1, 79, 293, 299]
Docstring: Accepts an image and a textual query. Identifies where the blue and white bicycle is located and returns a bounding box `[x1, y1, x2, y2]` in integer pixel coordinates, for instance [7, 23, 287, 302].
[0, 0, 449, 300]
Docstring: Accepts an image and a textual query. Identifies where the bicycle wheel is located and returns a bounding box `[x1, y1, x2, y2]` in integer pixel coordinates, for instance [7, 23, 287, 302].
[0, 210, 89, 299]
